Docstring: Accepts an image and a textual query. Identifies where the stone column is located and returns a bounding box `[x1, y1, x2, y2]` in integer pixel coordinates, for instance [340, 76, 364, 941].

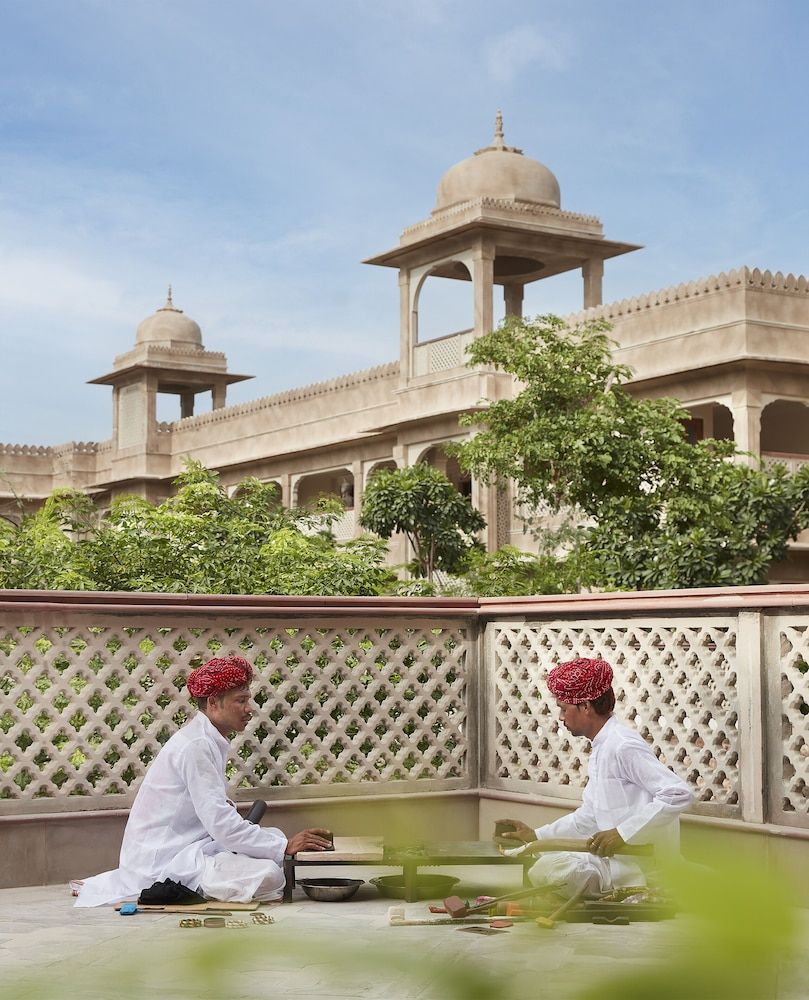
[731, 389, 762, 465]
[504, 284, 524, 319]
[144, 373, 159, 452]
[582, 258, 604, 309]
[471, 477, 497, 551]
[212, 384, 227, 410]
[472, 244, 495, 337]
[350, 460, 363, 538]
[399, 271, 412, 383]
[180, 391, 195, 419]
[279, 473, 292, 509]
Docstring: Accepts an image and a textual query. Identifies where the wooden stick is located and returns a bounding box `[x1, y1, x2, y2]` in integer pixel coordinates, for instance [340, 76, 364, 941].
[500, 838, 654, 858]
[535, 886, 589, 930]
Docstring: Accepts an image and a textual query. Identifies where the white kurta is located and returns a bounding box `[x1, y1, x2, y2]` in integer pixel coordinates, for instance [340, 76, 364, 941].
[529, 715, 694, 895]
[75, 712, 286, 907]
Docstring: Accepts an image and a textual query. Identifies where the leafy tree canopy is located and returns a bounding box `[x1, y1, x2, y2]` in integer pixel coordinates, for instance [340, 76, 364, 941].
[450, 544, 596, 598]
[359, 464, 485, 583]
[455, 315, 809, 590]
[0, 462, 393, 596]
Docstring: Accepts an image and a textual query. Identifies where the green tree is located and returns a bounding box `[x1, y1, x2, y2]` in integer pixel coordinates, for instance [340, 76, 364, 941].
[450, 544, 596, 598]
[359, 464, 485, 584]
[455, 315, 809, 590]
[0, 462, 393, 596]
[0, 489, 98, 590]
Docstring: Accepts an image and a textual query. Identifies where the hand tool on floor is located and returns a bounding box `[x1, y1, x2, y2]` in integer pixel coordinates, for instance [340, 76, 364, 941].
[443, 884, 555, 919]
[500, 838, 654, 859]
[535, 886, 589, 930]
[387, 906, 533, 927]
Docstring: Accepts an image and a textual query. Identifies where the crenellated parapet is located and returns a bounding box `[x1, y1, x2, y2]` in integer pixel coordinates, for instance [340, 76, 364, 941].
[567, 266, 809, 326]
[110, 343, 228, 369]
[0, 444, 53, 456]
[402, 196, 602, 240]
[173, 360, 400, 431]
[51, 441, 110, 456]
[0, 441, 110, 457]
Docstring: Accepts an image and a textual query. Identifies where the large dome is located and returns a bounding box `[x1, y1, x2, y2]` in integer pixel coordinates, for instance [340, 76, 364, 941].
[135, 289, 203, 348]
[435, 113, 560, 212]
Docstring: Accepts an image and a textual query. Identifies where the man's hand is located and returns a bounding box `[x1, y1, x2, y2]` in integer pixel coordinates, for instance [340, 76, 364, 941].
[496, 819, 536, 844]
[587, 828, 626, 857]
[285, 828, 333, 855]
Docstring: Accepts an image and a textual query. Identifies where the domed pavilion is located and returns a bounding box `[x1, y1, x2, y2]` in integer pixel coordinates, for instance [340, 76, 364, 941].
[365, 112, 640, 384]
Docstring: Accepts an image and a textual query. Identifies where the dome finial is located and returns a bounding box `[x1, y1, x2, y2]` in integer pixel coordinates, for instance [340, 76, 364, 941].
[473, 110, 522, 157]
[157, 284, 182, 314]
[494, 109, 504, 148]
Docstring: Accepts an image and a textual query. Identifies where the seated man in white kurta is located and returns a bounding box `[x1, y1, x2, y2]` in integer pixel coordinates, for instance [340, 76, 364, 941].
[500, 657, 694, 898]
[75, 655, 332, 907]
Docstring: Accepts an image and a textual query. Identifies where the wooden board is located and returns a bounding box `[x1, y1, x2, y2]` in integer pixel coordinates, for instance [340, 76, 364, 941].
[296, 836, 384, 863]
[115, 900, 261, 914]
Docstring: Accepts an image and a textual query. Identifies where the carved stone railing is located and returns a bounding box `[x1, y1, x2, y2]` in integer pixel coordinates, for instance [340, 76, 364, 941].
[0, 594, 478, 814]
[413, 330, 474, 376]
[2, 586, 809, 833]
[762, 452, 809, 475]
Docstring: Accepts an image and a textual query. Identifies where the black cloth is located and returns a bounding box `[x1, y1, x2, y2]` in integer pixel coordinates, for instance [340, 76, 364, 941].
[137, 878, 206, 906]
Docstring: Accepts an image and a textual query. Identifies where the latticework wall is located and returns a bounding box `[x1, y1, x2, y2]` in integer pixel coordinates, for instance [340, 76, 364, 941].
[0, 612, 474, 812]
[2, 593, 809, 834]
[485, 617, 743, 819]
[771, 616, 809, 825]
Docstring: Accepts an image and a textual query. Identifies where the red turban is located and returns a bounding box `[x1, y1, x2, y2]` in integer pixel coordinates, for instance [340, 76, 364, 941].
[187, 656, 253, 699]
[547, 657, 613, 704]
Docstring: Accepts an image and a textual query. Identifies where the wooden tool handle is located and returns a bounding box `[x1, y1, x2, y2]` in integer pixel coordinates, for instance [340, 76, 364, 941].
[245, 800, 267, 824]
[547, 885, 589, 922]
[462, 884, 552, 917]
[511, 838, 654, 857]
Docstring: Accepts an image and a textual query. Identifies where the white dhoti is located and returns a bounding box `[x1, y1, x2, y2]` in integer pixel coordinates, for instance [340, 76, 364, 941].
[198, 852, 285, 903]
[527, 850, 647, 898]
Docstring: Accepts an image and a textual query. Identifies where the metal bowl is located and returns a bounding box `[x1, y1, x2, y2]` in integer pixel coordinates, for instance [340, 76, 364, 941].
[297, 877, 364, 902]
[369, 874, 459, 900]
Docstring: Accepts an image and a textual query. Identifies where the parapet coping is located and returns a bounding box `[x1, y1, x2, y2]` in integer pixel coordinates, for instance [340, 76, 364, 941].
[402, 197, 601, 236]
[3, 582, 809, 618]
[567, 265, 809, 325]
[0, 440, 113, 457]
[172, 360, 400, 431]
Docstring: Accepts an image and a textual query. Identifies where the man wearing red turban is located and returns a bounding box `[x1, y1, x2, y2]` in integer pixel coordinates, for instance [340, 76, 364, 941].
[76, 655, 332, 907]
[498, 656, 693, 897]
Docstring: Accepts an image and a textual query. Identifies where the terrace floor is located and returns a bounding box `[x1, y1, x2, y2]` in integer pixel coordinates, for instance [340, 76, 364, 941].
[1, 864, 808, 1000]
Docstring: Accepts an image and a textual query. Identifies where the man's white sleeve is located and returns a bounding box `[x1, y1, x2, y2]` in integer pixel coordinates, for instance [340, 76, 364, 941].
[615, 745, 694, 844]
[181, 740, 286, 863]
[534, 794, 598, 840]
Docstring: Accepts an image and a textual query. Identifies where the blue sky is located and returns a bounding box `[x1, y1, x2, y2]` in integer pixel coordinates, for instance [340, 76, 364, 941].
[1, 0, 808, 443]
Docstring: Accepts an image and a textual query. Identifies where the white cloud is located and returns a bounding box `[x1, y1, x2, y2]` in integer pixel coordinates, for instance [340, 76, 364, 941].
[0, 249, 125, 321]
[486, 25, 571, 83]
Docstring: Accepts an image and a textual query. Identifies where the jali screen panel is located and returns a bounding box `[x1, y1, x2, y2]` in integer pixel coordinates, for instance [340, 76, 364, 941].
[485, 617, 742, 819]
[0, 614, 474, 811]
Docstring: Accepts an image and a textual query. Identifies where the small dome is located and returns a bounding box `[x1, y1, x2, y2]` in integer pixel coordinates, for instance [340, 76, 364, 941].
[435, 112, 560, 212]
[135, 288, 203, 348]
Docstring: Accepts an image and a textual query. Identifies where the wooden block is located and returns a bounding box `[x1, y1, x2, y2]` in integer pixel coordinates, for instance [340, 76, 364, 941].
[296, 836, 384, 862]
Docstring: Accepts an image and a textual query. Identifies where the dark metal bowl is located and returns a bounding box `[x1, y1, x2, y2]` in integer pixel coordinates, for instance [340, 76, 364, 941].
[297, 877, 364, 902]
[369, 874, 459, 900]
